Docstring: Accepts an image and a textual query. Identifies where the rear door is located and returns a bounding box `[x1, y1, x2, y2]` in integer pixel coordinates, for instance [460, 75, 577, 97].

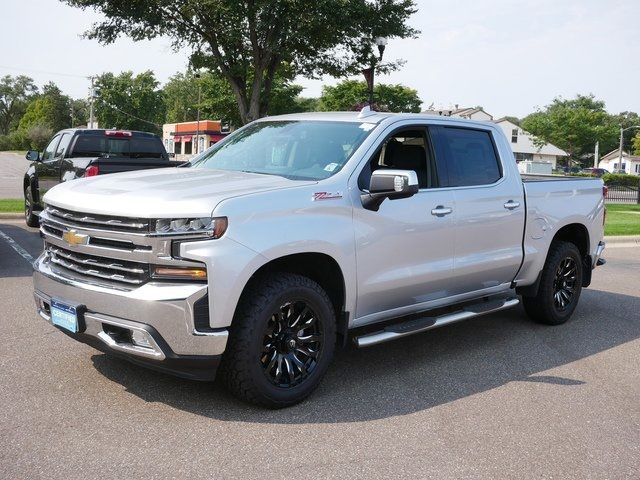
[430, 125, 525, 296]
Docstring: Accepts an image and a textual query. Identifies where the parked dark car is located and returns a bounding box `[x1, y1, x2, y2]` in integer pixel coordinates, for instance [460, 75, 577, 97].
[23, 129, 181, 226]
[581, 168, 607, 177]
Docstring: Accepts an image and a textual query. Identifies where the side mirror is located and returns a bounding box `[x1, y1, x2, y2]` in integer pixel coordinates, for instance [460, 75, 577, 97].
[361, 169, 419, 211]
[26, 150, 40, 162]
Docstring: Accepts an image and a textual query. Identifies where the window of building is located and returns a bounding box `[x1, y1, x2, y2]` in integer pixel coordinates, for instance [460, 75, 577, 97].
[174, 141, 181, 155]
[514, 152, 533, 162]
[511, 128, 518, 143]
[184, 140, 193, 155]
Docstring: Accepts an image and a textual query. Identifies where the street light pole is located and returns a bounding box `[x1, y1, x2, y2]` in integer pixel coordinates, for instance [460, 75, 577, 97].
[363, 37, 388, 108]
[618, 125, 640, 172]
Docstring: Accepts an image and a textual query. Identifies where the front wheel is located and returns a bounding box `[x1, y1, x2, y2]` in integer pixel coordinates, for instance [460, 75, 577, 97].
[522, 241, 583, 325]
[24, 185, 39, 227]
[219, 273, 336, 408]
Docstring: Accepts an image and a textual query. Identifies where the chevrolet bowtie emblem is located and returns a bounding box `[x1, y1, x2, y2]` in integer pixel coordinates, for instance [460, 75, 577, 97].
[62, 229, 89, 246]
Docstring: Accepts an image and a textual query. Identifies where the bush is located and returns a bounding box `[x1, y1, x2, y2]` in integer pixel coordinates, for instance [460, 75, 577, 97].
[0, 130, 30, 151]
[602, 173, 640, 187]
[26, 123, 53, 151]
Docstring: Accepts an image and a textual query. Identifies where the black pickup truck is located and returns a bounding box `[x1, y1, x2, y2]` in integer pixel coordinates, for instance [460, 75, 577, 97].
[23, 129, 181, 226]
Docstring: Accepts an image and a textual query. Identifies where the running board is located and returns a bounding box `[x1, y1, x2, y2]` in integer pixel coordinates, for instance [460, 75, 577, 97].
[354, 297, 520, 348]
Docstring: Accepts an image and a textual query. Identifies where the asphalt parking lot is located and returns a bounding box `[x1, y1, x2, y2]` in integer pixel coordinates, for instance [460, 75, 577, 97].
[0, 220, 638, 479]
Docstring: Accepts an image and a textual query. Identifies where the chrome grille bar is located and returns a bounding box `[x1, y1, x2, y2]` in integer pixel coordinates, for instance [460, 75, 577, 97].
[46, 244, 149, 286]
[46, 206, 149, 233]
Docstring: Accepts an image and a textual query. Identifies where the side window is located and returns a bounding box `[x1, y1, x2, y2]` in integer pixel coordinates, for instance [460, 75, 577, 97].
[55, 133, 72, 158]
[432, 127, 502, 187]
[358, 127, 439, 190]
[41, 135, 61, 161]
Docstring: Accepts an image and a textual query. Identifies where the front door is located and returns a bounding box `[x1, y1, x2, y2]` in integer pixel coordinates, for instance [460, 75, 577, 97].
[35, 134, 62, 201]
[352, 125, 456, 326]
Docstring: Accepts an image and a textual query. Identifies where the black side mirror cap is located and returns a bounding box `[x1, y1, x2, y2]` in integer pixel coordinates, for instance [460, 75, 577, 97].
[26, 150, 40, 162]
[361, 169, 419, 211]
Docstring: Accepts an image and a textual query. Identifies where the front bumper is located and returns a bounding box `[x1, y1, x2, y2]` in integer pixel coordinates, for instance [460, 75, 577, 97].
[33, 254, 228, 381]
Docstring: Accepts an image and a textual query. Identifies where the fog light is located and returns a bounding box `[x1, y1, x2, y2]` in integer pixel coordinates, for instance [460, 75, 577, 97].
[131, 329, 154, 349]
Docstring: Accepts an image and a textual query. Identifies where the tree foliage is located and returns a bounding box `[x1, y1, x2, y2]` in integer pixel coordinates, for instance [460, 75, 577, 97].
[632, 132, 640, 156]
[63, 0, 418, 124]
[19, 83, 72, 133]
[319, 79, 421, 112]
[612, 111, 640, 152]
[164, 69, 312, 126]
[521, 94, 618, 166]
[0, 75, 38, 134]
[94, 71, 165, 133]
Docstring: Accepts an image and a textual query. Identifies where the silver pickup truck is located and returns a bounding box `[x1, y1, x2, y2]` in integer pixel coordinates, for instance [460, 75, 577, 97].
[33, 110, 606, 407]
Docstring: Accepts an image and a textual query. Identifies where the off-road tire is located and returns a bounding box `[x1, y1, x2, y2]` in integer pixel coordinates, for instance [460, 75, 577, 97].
[219, 273, 336, 408]
[522, 240, 583, 325]
[24, 185, 39, 227]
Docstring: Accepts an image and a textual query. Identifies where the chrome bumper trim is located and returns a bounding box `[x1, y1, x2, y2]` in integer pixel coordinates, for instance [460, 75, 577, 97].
[33, 255, 228, 358]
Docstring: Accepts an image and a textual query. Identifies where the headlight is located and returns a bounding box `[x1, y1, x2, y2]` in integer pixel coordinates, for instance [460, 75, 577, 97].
[152, 216, 228, 237]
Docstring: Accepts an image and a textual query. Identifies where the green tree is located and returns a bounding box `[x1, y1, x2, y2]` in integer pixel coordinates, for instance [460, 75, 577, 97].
[94, 71, 165, 133]
[632, 132, 640, 156]
[0, 75, 38, 134]
[19, 83, 72, 133]
[521, 94, 618, 167]
[611, 111, 640, 153]
[63, 0, 418, 124]
[163, 69, 309, 126]
[319, 79, 421, 112]
[71, 98, 89, 127]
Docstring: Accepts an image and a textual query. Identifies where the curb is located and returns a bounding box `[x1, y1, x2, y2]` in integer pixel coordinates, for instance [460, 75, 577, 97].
[0, 213, 23, 219]
[604, 235, 640, 246]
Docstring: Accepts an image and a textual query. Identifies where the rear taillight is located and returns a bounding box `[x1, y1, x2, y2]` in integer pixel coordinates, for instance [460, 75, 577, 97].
[85, 165, 99, 177]
[603, 185, 608, 198]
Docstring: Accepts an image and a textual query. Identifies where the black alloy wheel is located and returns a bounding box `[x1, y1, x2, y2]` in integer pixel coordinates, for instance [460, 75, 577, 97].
[552, 257, 578, 311]
[261, 300, 323, 388]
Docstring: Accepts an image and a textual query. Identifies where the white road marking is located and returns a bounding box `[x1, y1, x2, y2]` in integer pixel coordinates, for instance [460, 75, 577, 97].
[0, 228, 35, 263]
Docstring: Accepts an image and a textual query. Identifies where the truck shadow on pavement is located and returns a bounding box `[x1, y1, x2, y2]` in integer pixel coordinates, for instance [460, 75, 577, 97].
[90, 288, 639, 423]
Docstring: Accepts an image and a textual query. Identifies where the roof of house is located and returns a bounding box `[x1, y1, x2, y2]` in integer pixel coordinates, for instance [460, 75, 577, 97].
[600, 148, 640, 162]
[494, 118, 568, 156]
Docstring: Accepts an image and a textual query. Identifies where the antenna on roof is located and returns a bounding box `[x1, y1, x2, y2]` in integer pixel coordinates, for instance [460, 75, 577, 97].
[358, 105, 375, 119]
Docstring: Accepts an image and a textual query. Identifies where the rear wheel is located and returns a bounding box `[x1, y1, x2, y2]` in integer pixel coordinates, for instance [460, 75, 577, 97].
[522, 241, 583, 325]
[219, 273, 336, 408]
[24, 185, 39, 227]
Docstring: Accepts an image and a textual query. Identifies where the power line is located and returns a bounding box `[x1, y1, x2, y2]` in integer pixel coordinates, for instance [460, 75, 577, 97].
[0, 64, 89, 79]
[102, 102, 162, 128]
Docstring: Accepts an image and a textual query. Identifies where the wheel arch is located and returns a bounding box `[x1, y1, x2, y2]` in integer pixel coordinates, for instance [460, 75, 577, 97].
[235, 252, 349, 345]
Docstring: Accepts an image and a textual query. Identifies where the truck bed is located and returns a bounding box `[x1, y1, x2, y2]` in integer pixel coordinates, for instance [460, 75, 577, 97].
[521, 174, 599, 182]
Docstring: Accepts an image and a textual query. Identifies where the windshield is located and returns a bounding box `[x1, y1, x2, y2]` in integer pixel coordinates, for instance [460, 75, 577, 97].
[189, 120, 374, 180]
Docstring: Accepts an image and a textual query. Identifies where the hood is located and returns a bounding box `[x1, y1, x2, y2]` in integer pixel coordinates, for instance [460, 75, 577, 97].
[43, 167, 314, 217]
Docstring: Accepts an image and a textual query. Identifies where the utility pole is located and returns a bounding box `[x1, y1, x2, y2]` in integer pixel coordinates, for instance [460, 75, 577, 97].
[594, 141, 599, 168]
[195, 72, 202, 154]
[70, 104, 74, 128]
[88, 76, 96, 129]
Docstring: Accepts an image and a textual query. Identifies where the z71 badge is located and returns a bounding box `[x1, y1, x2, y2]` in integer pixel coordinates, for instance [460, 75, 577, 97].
[312, 191, 343, 201]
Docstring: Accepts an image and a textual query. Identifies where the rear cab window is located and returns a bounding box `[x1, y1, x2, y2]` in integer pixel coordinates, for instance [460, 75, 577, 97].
[430, 127, 502, 187]
[69, 132, 166, 159]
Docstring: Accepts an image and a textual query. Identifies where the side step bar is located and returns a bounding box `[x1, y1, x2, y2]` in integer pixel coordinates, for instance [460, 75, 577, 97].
[354, 297, 520, 348]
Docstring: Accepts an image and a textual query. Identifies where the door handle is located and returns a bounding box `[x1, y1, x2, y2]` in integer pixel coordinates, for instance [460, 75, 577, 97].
[504, 200, 520, 210]
[431, 205, 453, 217]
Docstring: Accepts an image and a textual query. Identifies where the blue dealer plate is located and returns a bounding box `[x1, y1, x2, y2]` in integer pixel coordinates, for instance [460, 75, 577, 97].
[50, 300, 79, 333]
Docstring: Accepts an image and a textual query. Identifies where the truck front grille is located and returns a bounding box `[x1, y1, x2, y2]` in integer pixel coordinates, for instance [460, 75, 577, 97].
[46, 244, 150, 286]
[45, 205, 150, 234]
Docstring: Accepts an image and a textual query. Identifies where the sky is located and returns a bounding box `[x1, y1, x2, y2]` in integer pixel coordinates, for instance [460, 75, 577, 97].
[1, 0, 638, 119]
